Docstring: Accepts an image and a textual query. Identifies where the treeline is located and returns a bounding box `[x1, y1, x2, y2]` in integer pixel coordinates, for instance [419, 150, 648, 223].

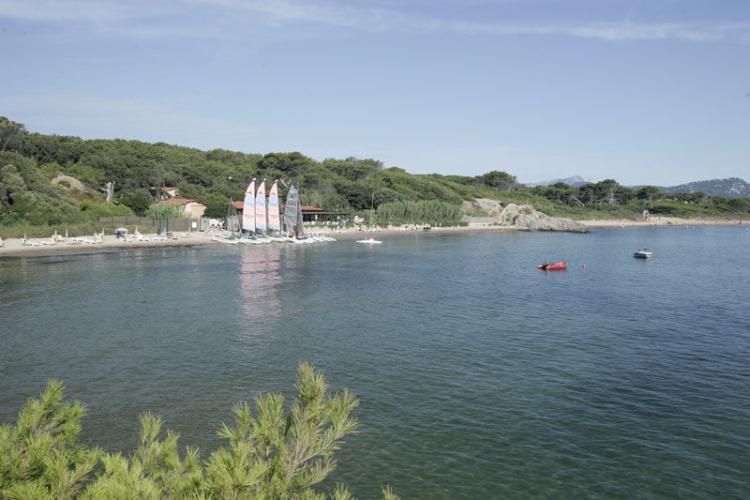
[0, 117, 520, 233]
[0, 363, 398, 499]
[1, 116, 748, 235]
[531, 180, 750, 215]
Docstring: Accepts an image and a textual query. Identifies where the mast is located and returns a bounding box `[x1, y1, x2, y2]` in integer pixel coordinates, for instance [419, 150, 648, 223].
[226, 200, 241, 235]
[370, 192, 375, 228]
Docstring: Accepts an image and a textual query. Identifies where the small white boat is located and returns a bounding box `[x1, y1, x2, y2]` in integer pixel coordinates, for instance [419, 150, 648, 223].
[633, 249, 652, 259]
[270, 236, 293, 243]
[211, 236, 240, 245]
[291, 237, 315, 244]
[356, 236, 382, 245]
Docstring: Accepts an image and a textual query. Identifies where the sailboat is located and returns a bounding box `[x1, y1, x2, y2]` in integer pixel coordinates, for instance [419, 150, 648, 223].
[280, 184, 310, 244]
[211, 200, 242, 244]
[267, 181, 288, 242]
[253, 179, 271, 243]
[357, 192, 382, 244]
[238, 178, 264, 244]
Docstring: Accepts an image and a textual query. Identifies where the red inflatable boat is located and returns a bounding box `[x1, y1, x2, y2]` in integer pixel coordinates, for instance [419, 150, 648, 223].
[537, 261, 568, 271]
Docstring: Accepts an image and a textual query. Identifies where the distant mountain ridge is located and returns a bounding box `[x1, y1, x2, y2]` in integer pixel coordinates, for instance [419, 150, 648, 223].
[661, 177, 750, 197]
[526, 175, 588, 188]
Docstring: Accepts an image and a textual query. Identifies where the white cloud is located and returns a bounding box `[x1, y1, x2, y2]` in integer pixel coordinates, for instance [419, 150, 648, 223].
[1, 0, 749, 44]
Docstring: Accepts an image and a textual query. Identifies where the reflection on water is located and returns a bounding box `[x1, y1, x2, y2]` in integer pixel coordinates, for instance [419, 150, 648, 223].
[238, 246, 282, 323]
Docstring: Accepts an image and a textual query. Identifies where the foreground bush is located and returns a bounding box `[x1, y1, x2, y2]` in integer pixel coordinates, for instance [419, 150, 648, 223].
[0, 363, 397, 499]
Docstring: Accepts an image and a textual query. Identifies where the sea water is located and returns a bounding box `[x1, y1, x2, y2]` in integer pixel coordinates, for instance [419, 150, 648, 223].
[1, 226, 749, 498]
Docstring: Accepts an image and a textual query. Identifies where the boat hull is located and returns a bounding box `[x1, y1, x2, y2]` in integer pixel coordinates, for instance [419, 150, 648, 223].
[537, 261, 567, 271]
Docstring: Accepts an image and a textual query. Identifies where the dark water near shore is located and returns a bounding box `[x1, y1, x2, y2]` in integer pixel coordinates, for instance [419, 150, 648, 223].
[2, 226, 749, 498]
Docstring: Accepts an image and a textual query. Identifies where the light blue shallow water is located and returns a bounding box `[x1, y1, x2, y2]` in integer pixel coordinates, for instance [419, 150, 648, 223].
[1, 226, 749, 498]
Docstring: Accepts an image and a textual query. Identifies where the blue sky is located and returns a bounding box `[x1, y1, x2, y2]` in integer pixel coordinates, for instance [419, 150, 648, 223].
[1, 0, 749, 185]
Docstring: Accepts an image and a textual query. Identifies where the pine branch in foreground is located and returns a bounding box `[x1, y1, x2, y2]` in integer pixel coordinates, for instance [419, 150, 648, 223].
[0, 364, 396, 499]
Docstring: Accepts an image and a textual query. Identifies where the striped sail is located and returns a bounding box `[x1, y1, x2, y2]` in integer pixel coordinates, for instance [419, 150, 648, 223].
[255, 180, 267, 234]
[268, 181, 281, 233]
[241, 179, 256, 232]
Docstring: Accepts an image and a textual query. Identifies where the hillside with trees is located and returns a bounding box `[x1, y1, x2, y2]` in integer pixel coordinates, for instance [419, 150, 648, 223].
[1, 116, 748, 237]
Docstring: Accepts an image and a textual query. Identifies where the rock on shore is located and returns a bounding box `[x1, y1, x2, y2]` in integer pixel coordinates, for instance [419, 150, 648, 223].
[463, 199, 586, 232]
[497, 203, 587, 232]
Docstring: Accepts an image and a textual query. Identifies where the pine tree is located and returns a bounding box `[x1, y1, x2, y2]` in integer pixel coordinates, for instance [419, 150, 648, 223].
[0, 364, 399, 499]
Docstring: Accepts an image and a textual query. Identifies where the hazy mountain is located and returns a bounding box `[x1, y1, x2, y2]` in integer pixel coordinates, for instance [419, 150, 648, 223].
[662, 177, 750, 197]
[525, 175, 588, 188]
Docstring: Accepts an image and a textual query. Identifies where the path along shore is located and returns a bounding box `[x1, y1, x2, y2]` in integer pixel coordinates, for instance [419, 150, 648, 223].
[0, 217, 746, 258]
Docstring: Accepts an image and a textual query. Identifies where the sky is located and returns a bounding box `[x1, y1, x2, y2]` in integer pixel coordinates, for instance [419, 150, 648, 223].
[1, 0, 749, 185]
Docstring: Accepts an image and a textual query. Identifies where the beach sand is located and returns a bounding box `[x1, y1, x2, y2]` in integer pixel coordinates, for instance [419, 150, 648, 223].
[0, 231, 215, 258]
[578, 216, 747, 229]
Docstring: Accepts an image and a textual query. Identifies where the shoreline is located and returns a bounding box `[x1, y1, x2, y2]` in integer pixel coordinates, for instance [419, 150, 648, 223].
[1, 217, 746, 258]
[577, 216, 747, 229]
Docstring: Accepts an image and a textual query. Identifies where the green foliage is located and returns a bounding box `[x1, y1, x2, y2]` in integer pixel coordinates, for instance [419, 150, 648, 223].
[0, 364, 396, 499]
[0, 116, 27, 152]
[144, 204, 182, 221]
[79, 201, 133, 219]
[0, 380, 101, 499]
[203, 195, 231, 219]
[377, 200, 464, 226]
[1, 117, 748, 231]
[119, 189, 153, 216]
[477, 170, 517, 191]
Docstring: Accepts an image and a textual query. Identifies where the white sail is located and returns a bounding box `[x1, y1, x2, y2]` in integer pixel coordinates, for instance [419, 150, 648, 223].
[255, 179, 267, 234]
[268, 181, 281, 233]
[242, 179, 256, 232]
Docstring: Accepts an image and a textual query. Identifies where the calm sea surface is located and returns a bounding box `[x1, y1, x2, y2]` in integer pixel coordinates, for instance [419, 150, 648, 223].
[1, 226, 749, 498]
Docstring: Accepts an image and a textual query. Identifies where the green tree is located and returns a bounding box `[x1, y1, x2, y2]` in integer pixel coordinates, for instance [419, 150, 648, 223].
[120, 189, 153, 216]
[0, 116, 27, 152]
[145, 204, 183, 233]
[636, 186, 663, 207]
[0, 364, 398, 499]
[258, 152, 316, 178]
[478, 170, 517, 191]
[0, 380, 100, 498]
[203, 195, 231, 219]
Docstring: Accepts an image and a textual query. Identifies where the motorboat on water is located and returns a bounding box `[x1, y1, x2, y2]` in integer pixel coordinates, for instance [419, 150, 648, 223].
[633, 249, 653, 259]
[356, 235, 382, 245]
[537, 261, 567, 271]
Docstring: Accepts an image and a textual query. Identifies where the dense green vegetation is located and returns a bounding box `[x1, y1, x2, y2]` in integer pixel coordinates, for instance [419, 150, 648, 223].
[0, 363, 398, 499]
[376, 200, 464, 226]
[529, 180, 750, 219]
[1, 116, 747, 237]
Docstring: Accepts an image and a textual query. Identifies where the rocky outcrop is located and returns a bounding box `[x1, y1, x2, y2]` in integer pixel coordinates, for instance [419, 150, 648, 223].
[463, 198, 504, 216]
[497, 203, 587, 233]
[51, 174, 86, 192]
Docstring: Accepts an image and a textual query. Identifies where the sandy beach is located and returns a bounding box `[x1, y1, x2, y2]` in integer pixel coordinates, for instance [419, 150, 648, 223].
[0, 231, 215, 258]
[1, 217, 746, 258]
[578, 216, 748, 229]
